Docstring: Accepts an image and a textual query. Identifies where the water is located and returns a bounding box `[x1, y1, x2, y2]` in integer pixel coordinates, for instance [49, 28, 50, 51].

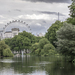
[0, 56, 75, 75]
[22, 51, 23, 57]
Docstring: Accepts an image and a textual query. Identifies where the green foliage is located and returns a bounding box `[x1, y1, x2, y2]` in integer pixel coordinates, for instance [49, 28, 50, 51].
[56, 22, 75, 62]
[31, 38, 56, 56]
[35, 48, 40, 56]
[35, 36, 43, 43]
[4, 31, 40, 54]
[39, 38, 50, 49]
[68, 1, 75, 17]
[0, 41, 13, 57]
[43, 44, 55, 51]
[0, 38, 1, 41]
[45, 20, 63, 47]
[0, 41, 9, 56]
[11, 35, 31, 53]
[67, 18, 75, 25]
[67, 1, 75, 25]
[18, 31, 37, 44]
[42, 44, 55, 56]
[3, 48, 13, 57]
[31, 43, 39, 55]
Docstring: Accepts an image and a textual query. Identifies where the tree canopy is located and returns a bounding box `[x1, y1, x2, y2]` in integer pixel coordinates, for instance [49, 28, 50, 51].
[0, 41, 13, 57]
[56, 22, 75, 62]
[67, 0, 75, 25]
[68, 0, 75, 18]
[45, 20, 63, 47]
[31, 38, 56, 56]
[4, 31, 42, 54]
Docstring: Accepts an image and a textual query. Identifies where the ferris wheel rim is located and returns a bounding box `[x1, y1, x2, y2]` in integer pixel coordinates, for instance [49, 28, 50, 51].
[3, 20, 31, 33]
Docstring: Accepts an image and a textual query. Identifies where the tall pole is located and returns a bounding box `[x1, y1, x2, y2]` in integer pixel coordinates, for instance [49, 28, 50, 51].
[58, 12, 59, 21]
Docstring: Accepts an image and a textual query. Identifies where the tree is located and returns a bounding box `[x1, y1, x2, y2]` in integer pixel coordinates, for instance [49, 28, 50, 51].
[0, 41, 9, 56]
[4, 31, 38, 54]
[45, 20, 63, 47]
[56, 22, 75, 62]
[39, 38, 50, 49]
[42, 43, 55, 56]
[31, 38, 56, 56]
[10, 35, 31, 54]
[67, 0, 75, 25]
[35, 36, 43, 43]
[31, 38, 50, 56]
[22, 37, 31, 53]
[0, 41, 13, 57]
[0, 38, 1, 41]
[18, 31, 37, 44]
[3, 48, 13, 57]
[68, 0, 75, 18]
[30, 43, 39, 55]
[67, 18, 75, 25]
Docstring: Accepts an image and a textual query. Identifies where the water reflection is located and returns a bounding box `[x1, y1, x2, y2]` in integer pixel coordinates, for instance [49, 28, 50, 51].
[0, 56, 75, 75]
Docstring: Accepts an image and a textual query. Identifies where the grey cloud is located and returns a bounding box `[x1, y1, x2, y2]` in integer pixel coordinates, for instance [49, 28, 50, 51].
[22, 0, 71, 3]
[38, 11, 65, 16]
[14, 9, 21, 12]
[30, 25, 46, 35]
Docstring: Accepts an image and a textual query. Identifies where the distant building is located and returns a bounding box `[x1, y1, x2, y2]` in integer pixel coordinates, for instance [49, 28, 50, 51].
[11, 28, 19, 37]
[36, 33, 44, 37]
[39, 33, 44, 37]
[4, 31, 12, 38]
[0, 28, 20, 39]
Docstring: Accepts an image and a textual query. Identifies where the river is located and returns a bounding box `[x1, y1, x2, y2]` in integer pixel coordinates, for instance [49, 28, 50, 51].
[0, 55, 75, 75]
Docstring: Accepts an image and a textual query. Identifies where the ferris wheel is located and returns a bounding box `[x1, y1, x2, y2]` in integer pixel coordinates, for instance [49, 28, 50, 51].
[2, 20, 31, 39]
[3, 20, 31, 32]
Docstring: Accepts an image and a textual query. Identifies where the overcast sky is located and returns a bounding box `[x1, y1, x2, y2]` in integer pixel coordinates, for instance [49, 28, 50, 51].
[0, 0, 72, 35]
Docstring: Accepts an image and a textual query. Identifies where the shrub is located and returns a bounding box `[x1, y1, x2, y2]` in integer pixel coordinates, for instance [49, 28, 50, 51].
[0, 41, 9, 56]
[3, 48, 13, 57]
[43, 44, 55, 56]
[39, 38, 50, 49]
[31, 43, 39, 55]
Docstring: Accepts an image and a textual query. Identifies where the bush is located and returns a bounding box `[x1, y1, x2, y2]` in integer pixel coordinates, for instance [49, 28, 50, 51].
[42, 44, 55, 56]
[0, 41, 9, 56]
[35, 48, 40, 56]
[3, 48, 13, 57]
[31, 38, 56, 56]
[31, 43, 39, 55]
[0, 41, 13, 57]
[39, 38, 50, 49]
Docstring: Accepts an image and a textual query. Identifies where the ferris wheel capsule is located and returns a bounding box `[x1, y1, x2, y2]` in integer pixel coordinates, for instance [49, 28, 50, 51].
[21, 21, 23, 23]
[13, 20, 15, 22]
[7, 23, 9, 25]
[5, 25, 7, 27]
[10, 21, 12, 23]
[12, 20, 14, 22]
[17, 20, 19, 22]
[14, 20, 16, 22]
[15, 20, 17, 22]
[26, 24, 28, 26]
[19, 20, 21, 22]
[23, 22, 25, 24]
[18, 20, 20, 22]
